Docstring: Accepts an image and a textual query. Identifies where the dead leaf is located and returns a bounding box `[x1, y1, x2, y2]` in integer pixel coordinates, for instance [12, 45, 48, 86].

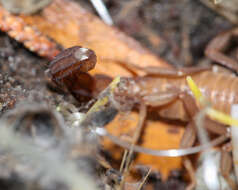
[18, 0, 170, 76]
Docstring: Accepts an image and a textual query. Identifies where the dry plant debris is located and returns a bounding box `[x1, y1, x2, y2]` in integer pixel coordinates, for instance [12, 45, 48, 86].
[200, 0, 238, 24]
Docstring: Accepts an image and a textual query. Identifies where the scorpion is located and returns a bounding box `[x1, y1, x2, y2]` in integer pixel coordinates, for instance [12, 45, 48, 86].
[47, 28, 238, 190]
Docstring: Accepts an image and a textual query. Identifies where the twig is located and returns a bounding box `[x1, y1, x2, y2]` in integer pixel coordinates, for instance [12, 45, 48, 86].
[137, 168, 151, 190]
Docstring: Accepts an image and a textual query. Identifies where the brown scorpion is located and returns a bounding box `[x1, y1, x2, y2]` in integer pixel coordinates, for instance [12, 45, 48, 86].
[46, 31, 238, 189]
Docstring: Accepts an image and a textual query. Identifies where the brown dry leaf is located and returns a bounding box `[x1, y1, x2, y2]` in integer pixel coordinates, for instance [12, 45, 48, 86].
[0, 0, 184, 177]
[18, 0, 170, 77]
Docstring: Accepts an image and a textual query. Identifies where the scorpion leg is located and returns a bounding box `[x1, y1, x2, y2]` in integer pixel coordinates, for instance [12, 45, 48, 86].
[181, 93, 233, 189]
[203, 117, 228, 135]
[141, 92, 198, 147]
[142, 89, 181, 107]
[118, 61, 211, 77]
[181, 93, 228, 135]
[142, 90, 230, 189]
[205, 28, 238, 73]
[179, 93, 198, 190]
[220, 142, 237, 190]
[179, 93, 230, 189]
[142, 91, 197, 189]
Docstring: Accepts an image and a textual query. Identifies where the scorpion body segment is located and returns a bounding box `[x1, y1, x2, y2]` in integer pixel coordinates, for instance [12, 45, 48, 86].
[114, 71, 238, 121]
[47, 42, 238, 190]
[48, 46, 238, 122]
